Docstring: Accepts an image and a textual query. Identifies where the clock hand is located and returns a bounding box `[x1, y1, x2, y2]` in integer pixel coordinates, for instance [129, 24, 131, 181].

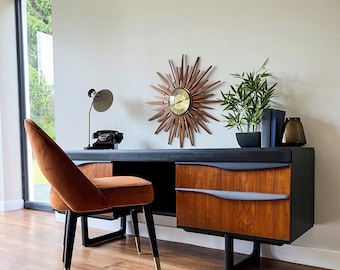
[172, 98, 189, 106]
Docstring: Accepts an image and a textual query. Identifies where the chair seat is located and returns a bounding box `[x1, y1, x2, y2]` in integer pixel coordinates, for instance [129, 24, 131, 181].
[50, 176, 154, 212]
[93, 175, 151, 189]
[93, 176, 154, 208]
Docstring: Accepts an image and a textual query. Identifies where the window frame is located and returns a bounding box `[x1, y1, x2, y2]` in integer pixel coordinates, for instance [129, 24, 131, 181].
[15, 0, 53, 212]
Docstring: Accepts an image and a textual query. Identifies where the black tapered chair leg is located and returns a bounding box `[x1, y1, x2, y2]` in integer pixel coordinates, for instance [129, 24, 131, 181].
[131, 209, 141, 254]
[62, 211, 69, 262]
[80, 215, 89, 246]
[64, 211, 78, 270]
[143, 204, 161, 270]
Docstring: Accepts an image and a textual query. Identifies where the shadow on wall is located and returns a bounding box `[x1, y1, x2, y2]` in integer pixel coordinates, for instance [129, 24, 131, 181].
[274, 74, 340, 225]
[307, 117, 340, 225]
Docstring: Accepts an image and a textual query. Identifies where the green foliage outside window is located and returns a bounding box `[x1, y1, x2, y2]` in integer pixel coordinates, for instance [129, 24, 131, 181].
[26, 0, 55, 140]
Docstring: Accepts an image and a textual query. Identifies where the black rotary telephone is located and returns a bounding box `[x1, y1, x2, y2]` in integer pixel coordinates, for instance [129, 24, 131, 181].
[91, 130, 123, 149]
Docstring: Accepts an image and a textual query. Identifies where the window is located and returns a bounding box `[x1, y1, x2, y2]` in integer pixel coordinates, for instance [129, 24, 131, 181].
[16, 0, 54, 210]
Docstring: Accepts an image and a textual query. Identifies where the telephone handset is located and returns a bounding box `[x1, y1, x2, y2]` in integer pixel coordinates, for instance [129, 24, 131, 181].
[91, 130, 123, 149]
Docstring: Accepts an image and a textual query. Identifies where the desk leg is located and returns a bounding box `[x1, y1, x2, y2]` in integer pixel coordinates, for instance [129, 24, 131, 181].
[225, 235, 234, 270]
[225, 235, 260, 270]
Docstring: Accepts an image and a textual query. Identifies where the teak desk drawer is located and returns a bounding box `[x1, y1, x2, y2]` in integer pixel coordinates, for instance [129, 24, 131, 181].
[176, 163, 292, 241]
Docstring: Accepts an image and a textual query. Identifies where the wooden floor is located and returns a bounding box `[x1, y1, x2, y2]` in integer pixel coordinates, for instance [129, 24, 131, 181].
[0, 209, 326, 270]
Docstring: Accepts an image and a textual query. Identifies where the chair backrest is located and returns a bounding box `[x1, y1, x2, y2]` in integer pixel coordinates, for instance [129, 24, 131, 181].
[24, 119, 111, 212]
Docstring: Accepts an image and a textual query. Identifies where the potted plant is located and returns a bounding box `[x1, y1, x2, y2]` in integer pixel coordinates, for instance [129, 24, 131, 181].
[220, 58, 277, 147]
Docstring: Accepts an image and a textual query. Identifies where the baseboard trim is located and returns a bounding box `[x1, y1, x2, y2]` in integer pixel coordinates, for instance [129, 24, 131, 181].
[0, 199, 24, 211]
[136, 215, 339, 270]
[55, 212, 339, 269]
[261, 243, 339, 270]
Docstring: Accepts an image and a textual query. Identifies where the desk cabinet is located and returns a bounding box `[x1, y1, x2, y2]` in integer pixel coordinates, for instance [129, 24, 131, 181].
[176, 163, 291, 241]
[176, 148, 314, 245]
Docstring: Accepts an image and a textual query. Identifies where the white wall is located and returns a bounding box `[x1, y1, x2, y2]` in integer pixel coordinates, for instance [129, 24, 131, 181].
[53, 0, 340, 268]
[0, 0, 24, 211]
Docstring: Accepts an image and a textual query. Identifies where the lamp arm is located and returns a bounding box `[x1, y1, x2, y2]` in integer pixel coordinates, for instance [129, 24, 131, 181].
[88, 103, 93, 148]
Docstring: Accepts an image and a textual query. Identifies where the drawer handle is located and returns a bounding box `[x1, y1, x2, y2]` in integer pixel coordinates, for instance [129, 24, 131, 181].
[176, 188, 289, 201]
[176, 162, 290, 170]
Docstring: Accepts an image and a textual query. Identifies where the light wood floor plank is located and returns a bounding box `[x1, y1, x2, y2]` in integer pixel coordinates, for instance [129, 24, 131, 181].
[0, 209, 326, 270]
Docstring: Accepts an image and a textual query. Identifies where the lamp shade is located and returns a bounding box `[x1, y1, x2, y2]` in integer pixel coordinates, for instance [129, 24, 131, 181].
[87, 88, 114, 148]
[91, 89, 113, 112]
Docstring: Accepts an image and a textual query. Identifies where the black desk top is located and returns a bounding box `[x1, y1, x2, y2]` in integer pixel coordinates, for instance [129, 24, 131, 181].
[66, 147, 314, 163]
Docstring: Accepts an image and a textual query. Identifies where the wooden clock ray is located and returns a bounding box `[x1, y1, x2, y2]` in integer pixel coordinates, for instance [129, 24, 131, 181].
[147, 55, 221, 148]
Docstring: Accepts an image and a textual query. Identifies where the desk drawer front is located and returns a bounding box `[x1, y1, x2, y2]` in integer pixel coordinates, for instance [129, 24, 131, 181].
[78, 162, 113, 178]
[176, 164, 291, 241]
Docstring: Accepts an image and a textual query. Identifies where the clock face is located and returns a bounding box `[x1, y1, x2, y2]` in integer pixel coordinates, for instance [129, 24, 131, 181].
[168, 88, 191, 115]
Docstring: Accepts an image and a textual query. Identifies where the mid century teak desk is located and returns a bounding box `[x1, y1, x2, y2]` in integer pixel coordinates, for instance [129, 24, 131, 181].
[66, 147, 314, 269]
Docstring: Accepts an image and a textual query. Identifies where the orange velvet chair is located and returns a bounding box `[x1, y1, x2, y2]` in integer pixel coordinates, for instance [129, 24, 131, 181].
[24, 119, 161, 270]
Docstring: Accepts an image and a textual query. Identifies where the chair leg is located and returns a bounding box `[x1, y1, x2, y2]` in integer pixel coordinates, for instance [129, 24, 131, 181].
[80, 214, 127, 247]
[64, 211, 78, 270]
[131, 209, 141, 254]
[62, 211, 69, 262]
[143, 204, 161, 270]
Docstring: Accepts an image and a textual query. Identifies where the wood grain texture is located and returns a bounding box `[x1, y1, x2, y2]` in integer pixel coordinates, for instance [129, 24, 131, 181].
[78, 162, 113, 178]
[0, 209, 326, 270]
[176, 164, 291, 240]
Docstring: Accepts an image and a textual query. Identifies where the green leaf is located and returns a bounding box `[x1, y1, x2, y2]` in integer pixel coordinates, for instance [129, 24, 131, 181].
[219, 58, 277, 132]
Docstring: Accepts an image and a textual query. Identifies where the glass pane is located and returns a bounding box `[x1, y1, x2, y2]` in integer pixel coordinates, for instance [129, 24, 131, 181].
[23, 0, 54, 204]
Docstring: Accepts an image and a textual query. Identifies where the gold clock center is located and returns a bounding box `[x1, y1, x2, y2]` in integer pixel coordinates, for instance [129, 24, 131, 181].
[168, 88, 191, 116]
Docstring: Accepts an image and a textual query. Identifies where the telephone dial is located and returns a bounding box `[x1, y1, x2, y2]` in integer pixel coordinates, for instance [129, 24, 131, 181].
[90, 130, 123, 149]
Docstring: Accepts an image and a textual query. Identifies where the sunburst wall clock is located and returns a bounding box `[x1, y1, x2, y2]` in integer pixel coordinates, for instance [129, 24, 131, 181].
[146, 54, 221, 148]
